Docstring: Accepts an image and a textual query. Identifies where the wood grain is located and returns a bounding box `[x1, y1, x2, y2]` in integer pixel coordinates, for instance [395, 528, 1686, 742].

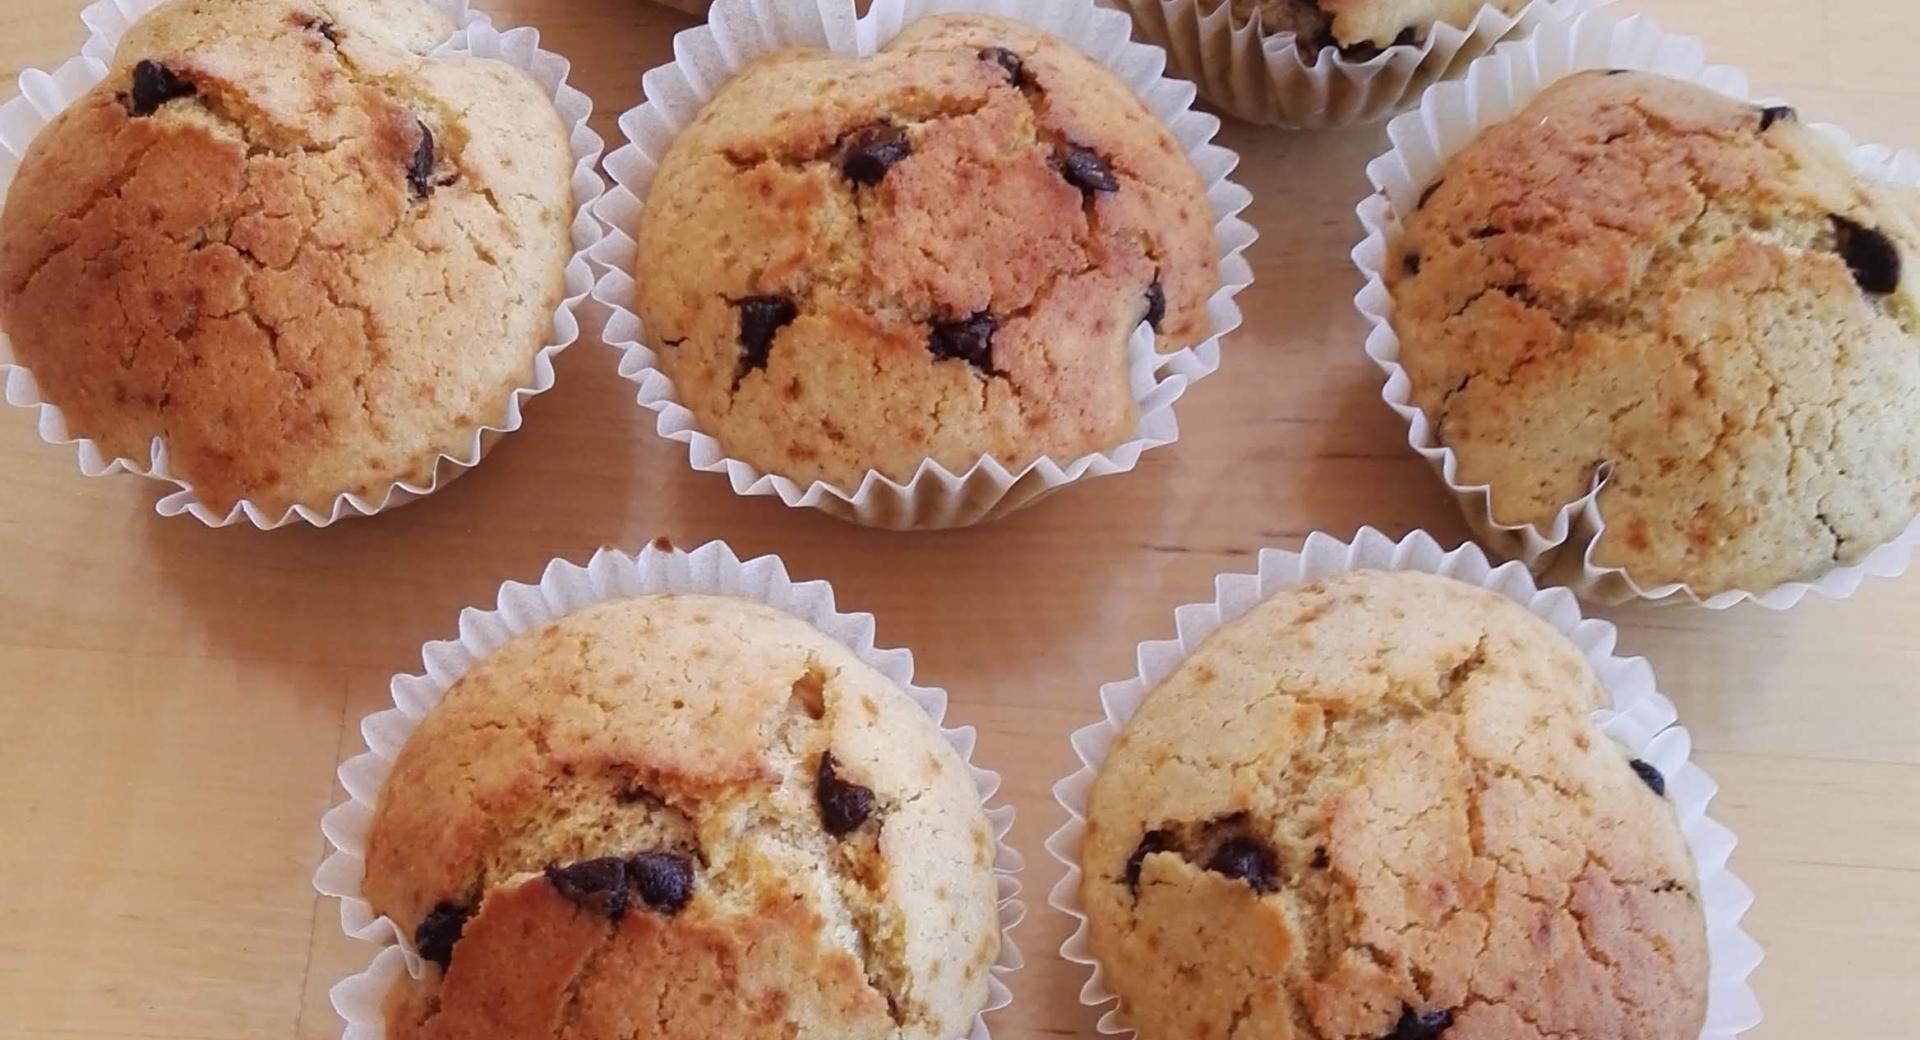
[0, 1, 1914, 1037]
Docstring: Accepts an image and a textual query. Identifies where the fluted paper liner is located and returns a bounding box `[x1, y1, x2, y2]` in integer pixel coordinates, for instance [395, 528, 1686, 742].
[1046, 527, 1762, 1038]
[316, 539, 1025, 1040]
[1352, 9, 1920, 608]
[1107, 0, 1607, 129]
[588, 0, 1256, 530]
[0, 0, 606, 528]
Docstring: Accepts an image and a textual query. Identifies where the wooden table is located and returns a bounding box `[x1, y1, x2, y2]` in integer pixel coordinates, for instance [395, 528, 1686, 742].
[1, 0, 1914, 1036]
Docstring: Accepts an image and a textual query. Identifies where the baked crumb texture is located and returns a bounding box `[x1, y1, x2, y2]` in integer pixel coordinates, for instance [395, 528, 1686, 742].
[0, 0, 575, 514]
[634, 14, 1219, 491]
[1201, 0, 1529, 54]
[1083, 569, 1709, 1040]
[362, 594, 1003, 1040]
[1389, 70, 1920, 594]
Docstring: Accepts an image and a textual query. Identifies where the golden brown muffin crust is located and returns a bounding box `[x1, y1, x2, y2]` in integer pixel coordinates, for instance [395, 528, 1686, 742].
[1082, 570, 1708, 1040]
[634, 14, 1219, 490]
[0, 0, 574, 513]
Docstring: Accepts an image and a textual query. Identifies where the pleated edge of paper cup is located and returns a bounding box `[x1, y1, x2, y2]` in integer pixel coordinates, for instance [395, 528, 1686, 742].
[584, 0, 1257, 530]
[0, 0, 607, 529]
[1044, 526, 1763, 1039]
[1111, 0, 1611, 129]
[1349, 7, 1920, 608]
[315, 538, 1026, 1040]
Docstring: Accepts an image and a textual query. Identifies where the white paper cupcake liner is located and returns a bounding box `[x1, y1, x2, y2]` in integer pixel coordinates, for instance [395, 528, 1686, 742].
[588, 0, 1257, 530]
[1105, 0, 1607, 129]
[1351, 9, 1920, 608]
[0, 0, 606, 528]
[314, 538, 1025, 1040]
[1045, 526, 1763, 1039]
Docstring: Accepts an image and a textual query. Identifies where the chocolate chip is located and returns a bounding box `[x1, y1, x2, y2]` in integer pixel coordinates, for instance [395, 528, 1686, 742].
[414, 901, 470, 969]
[1832, 215, 1902, 295]
[1403, 252, 1421, 276]
[1125, 829, 1173, 896]
[1629, 758, 1666, 797]
[1205, 836, 1281, 894]
[816, 751, 877, 837]
[1604, 68, 1632, 76]
[1058, 145, 1119, 194]
[927, 312, 996, 372]
[842, 124, 911, 187]
[545, 857, 631, 920]
[629, 851, 695, 915]
[296, 14, 340, 44]
[1142, 280, 1166, 331]
[407, 120, 436, 199]
[981, 46, 1026, 88]
[1758, 105, 1796, 132]
[1310, 846, 1330, 870]
[736, 295, 798, 378]
[125, 60, 196, 117]
[1417, 178, 1444, 210]
[1384, 1006, 1454, 1040]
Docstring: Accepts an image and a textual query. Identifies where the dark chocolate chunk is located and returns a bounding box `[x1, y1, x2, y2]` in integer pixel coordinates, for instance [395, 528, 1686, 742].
[927, 312, 997, 372]
[1205, 836, 1281, 894]
[1629, 758, 1666, 797]
[1125, 829, 1174, 896]
[981, 46, 1026, 88]
[126, 60, 196, 117]
[1310, 845, 1330, 870]
[414, 901, 471, 969]
[407, 120, 436, 199]
[1143, 280, 1166, 331]
[1403, 252, 1421, 276]
[816, 751, 877, 836]
[842, 124, 912, 187]
[1384, 1006, 1454, 1040]
[1832, 215, 1902, 295]
[1758, 104, 1796, 132]
[629, 851, 695, 915]
[1604, 68, 1632, 76]
[736, 295, 799, 377]
[1417, 178, 1444, 210]
[545, 857, 631, 920]
[1058, 145, 1119, 195]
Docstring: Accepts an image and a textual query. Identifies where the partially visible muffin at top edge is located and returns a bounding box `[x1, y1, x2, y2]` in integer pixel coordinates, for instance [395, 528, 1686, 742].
[0, 0, 576, 515]
[1082, 569, 1708, 1040]
[363, 593, 1003, 1040]
[633, 13, 1220, 492]
[1389, 69, 1920, 595]
[1204, 0, 1530, 56]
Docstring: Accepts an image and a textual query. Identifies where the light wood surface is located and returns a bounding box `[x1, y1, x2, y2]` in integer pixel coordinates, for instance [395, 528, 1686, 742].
[1, 0, 1915, 1036]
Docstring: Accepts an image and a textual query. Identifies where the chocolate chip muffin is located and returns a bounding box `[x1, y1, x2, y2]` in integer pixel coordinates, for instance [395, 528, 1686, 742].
[1390, 70, 1920, 595]
[633, 14, 1219, 491]
[0, 0, 576, 515]
[1081, 569, 1708, 1040]
[362, 594, 1002, 1040]
[1206, 0, 1529, 56]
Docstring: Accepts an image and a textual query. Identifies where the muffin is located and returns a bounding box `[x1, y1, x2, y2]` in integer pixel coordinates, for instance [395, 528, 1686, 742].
[1388, 70, 1920, 595]
[1080, 569, 1708, 1040]
[633, 13, 1219, 492]
[0, 0, 576, 515]
[1205, 0, 1530, 57]
[361, 594, 1002, 1040]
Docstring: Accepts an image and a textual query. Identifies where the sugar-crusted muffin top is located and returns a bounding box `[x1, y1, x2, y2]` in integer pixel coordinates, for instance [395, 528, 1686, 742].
[363, 594, 1001, 1040]
[1206, 0, 1529, 52]
[1389, 70, 1920, 594]
[0, 0, 575, 514]
[1083, 569, 1707, 1040]
[633, 14, 1219, 491]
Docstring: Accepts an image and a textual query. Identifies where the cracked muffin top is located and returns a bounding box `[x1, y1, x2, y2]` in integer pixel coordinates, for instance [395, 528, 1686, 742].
[1204, 0, 1529, 54]
[0, 0, 574, 515]
[1389, 70, 1920, 594]
[632, 14, 1219, 491]
[1082, 569, 1707, 1040]
[362, 594, 1001, 1040]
